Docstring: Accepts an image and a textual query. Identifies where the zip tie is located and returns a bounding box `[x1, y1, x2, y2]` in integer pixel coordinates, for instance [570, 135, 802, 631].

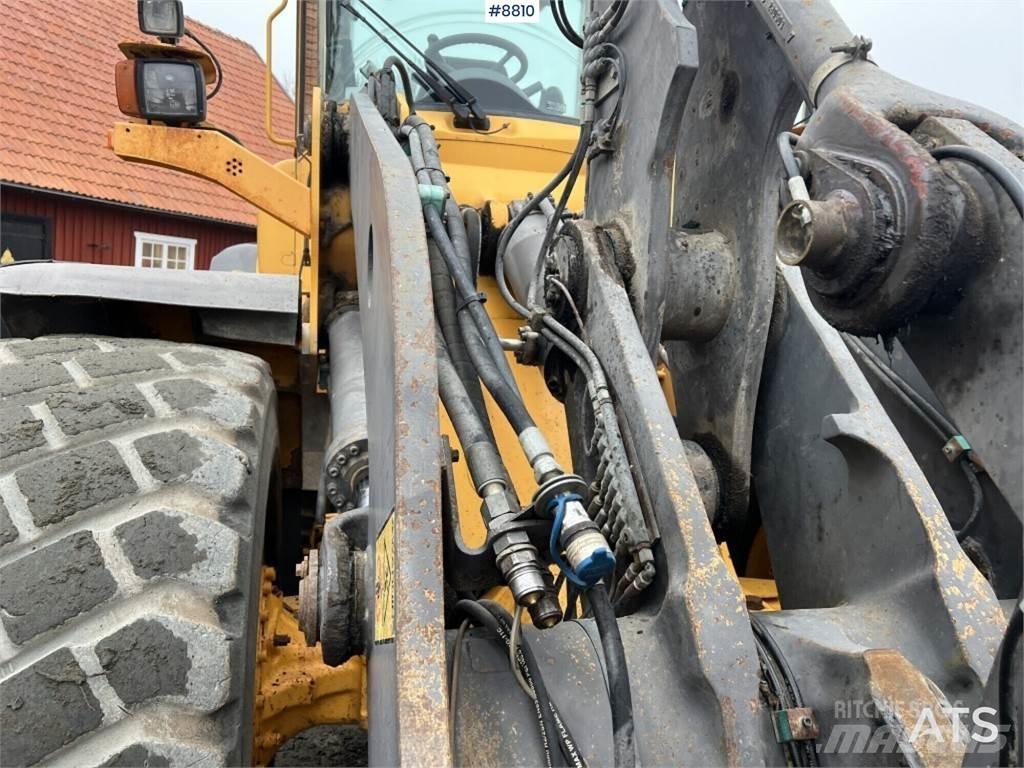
[456, 291, 487, 312]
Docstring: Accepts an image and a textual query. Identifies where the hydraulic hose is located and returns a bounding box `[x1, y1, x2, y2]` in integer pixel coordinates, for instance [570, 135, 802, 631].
[478, 600, 586, 768]
[455, 294, 537, 436]
[588, 583, 635, 768]
[530, 122, 592, 308]
[777, 132, 802, 179]
[425, 204, 536, 438]
[496, 122, 592, 318]
[437, 344, 509, 492]
[932, 144, 1024, 216]
[552, 0, 583, 47]
[429, 241, 495, 441]
[382, 56, 416, 115]
[408, 123, 519, 390]
[456, 600, 571, 768]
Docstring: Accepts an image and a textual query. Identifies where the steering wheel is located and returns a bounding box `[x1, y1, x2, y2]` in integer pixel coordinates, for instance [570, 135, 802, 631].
[424, 32, 530, 84]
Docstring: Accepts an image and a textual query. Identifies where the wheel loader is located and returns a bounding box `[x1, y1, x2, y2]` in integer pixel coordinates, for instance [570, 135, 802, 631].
[1, 0, 1021, 765]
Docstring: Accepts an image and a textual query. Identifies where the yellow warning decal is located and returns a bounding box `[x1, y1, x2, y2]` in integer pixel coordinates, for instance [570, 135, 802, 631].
[374, 509, 396, 644]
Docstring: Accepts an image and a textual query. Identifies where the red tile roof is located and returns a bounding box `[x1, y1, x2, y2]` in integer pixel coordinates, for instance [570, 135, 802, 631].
[0, 0, 296, 226]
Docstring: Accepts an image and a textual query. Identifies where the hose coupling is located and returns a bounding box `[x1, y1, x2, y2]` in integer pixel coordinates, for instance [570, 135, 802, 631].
[495, 540, 550, 609]
[552, 494, 615, 589]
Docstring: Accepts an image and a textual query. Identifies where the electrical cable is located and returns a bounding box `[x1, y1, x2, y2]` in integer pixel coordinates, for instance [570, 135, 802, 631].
[199, 125, 245, 146]
[498, 0, 631, 315]
[587, 45, 626, 135]
[751, 632, 803, 767]
[956, 457, 985, 540]
[546, 275, 587, 341]
[843, 335, 951, 443]
[185, 28, 222, 99]
[843, 334, 986, 540]
[588, 583, 635, 768]
[845, 335, 961, 437]
[510, 604, 534, 697]
[932, 144, 1024, 217]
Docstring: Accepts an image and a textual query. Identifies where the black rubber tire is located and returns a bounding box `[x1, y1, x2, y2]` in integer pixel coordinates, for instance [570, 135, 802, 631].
[0, 336, 278, 767]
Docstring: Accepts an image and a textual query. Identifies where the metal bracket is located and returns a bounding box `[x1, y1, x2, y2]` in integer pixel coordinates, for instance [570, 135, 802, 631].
[109, 122, 312, 236]
[772, 707, 819, 743]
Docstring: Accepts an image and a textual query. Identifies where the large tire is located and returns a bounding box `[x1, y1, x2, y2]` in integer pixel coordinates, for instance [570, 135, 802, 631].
[0, 336, 278, 767]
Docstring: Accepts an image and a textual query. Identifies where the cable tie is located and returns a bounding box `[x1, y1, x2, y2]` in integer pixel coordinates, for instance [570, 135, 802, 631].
[456, 291, 487, 312]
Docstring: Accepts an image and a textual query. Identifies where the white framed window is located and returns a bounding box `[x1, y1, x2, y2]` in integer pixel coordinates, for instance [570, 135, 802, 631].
[134, 232, 197, 270]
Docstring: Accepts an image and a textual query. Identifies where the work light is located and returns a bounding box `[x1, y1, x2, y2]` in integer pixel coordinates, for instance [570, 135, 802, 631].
[115, 59, 206, 124]
[138, 0, 184, 43]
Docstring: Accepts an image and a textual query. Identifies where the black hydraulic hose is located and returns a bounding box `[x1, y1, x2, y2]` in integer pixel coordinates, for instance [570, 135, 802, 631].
[998, 602, 1022, 768]
[495, 122, 592, 318]
[382, 56, 416, 115]
[553, 0, 584, 47]
[437, 345, 513, 495]
[750, 616, 819, 767]
[956, 458, 985, 540]
[530, 122, 592, 308]
[455, 295, 536, 435]
[429, 242, 495, 442]
[932, 144, 1024, 216]
[407, 118, 519, 389]
[588, 583, 635, 768]
[437, 346, 491, 451]
[477, 600, 587, 768]
[425, 205, 530, 428]
[456, 600, 570, 768]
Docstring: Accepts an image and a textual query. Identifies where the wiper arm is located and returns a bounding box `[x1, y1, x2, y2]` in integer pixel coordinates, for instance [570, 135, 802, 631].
[353, 0, 488, 124]
[339, 0, 490, 129]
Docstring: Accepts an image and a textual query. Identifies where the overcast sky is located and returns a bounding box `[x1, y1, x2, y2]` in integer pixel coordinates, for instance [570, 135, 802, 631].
[186, 0, 1023, 125]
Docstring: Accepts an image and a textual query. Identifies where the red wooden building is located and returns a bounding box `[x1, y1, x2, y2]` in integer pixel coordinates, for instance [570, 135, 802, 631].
[0, 0, 295, 270]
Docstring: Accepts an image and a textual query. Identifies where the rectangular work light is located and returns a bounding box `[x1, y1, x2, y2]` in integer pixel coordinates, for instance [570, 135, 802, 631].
[138, 0, 184, 42]
[115, 59, 206, 124]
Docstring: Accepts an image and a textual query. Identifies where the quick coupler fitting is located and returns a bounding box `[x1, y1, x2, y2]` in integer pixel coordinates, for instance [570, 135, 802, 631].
[551, 494, 615, 589]
[495, 540, 550, 607]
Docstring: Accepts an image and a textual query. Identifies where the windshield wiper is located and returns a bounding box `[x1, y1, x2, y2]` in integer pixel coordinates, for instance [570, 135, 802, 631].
[339, 0, 490, 129]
